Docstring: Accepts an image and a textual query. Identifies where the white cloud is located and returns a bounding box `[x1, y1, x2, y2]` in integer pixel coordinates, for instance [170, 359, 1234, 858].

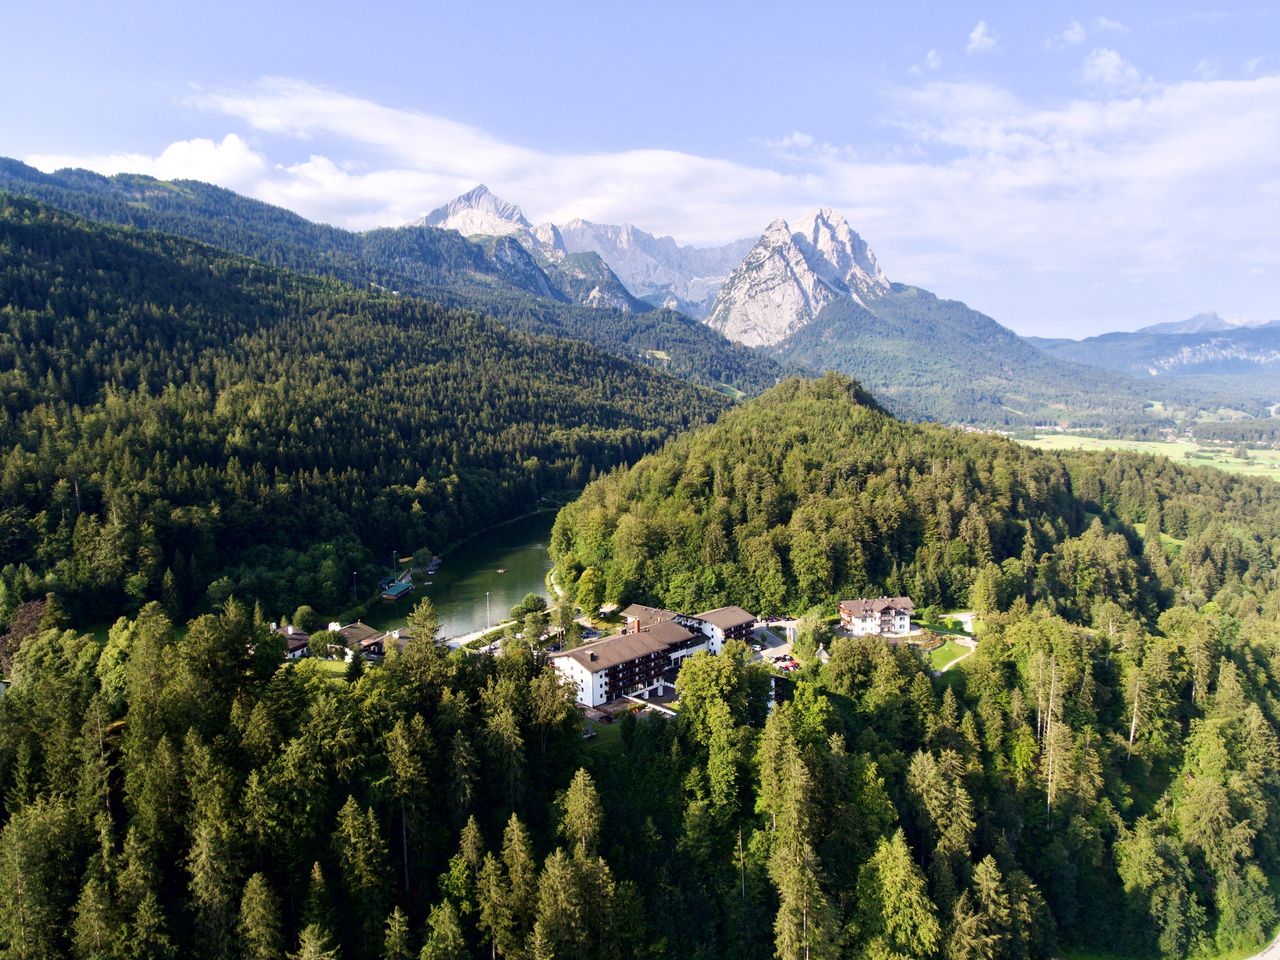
[1095, 16, 1127, 32]
[763, 131, 816, 151]
[967, 20, 998, 54]
[27, 133, 266, 191]
[1080, 48, 1146, 92]
[910, 48, 943, 75]
[1046, 20, 1088, 48]
[1193, 59, 1219, 80]
[28, 74, 1280, 333]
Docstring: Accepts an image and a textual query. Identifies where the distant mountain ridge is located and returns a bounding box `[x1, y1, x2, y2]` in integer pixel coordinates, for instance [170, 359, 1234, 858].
[1029, 315, 1280, 378]
[423, 184, 646, 312]
[9, 158, 1276, 431]
[0, 159, 785, 396]
[1136, 310, 1238, 336]
[558, 219, 753, 318]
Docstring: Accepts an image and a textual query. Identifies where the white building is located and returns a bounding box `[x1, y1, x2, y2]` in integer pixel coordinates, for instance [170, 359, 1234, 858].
[839, 597, 914, 636]
[552, 620, 702, 707]
[557, 603, 759, 707]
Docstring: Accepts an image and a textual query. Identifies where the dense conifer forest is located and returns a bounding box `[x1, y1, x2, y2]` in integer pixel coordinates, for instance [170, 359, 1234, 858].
[2, 374, 1280, 959]
[5, 196, 1280, 960]
[0, 161, 787, 396]
[0, 197, 728, 624]
[546, 374, 1280, 959]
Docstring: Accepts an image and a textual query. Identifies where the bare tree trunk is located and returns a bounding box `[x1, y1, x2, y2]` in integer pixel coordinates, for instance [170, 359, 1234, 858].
[401, 799, 410, 894]
[1128, 675, 1142, 759]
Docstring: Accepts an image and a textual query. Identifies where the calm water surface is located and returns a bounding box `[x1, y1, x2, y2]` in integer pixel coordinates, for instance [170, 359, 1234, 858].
[367, 511, 555, 639]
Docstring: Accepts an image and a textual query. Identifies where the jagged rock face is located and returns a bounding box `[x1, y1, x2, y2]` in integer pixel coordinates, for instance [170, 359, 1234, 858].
[706, 211, 889, 347]
[791, 209, 887, 298]
[530, 221, 567, 260]
[423, 184, 531, 239]
[559, 219, 753, 319]
[482, 235, 557, 299]
[424, 186, 643, 310]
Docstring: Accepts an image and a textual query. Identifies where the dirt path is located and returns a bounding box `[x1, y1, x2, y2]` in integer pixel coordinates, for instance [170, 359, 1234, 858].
[939, 644, 977, 673]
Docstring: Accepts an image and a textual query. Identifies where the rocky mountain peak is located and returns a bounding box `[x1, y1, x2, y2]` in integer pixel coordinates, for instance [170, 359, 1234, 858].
[423, 184, 531, 237]
[558, 218, 755, 319]
[531, 221, 567, 259]
[705, 210, 890, 348]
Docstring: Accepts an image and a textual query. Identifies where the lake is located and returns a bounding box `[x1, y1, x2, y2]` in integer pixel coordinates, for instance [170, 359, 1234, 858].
[366, 510, 556, 639]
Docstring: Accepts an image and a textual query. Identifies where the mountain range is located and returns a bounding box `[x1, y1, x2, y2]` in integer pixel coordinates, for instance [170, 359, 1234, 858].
[0, 159, 782, 396]
[1029, 312, 1280, 378]
[420, 187, 1192, 425]
[3, 158, 1277, 430]
[422, 184, 648, 312]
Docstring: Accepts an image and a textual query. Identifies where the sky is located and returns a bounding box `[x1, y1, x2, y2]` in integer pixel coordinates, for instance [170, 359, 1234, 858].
[4, 0, 1278, 337]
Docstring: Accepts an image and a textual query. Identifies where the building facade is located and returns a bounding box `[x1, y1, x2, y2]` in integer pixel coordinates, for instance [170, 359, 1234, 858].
[557, 603, 758, 706]
[838, 597, 914, 636]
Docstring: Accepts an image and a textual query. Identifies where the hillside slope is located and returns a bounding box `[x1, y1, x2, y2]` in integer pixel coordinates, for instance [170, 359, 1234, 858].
[0, 196, 728, 620]
[551, 373, 1090, 615]
[775, 286, 1160, 426]
[0, 160, 787, 395]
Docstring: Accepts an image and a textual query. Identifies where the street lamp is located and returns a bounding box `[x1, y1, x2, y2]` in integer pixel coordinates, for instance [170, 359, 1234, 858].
[486, 592, 491, 629]
[351, 571, 357, 601]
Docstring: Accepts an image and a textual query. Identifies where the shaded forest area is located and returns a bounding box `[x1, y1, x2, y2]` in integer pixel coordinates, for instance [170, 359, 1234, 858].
[0, 197, 728, 624]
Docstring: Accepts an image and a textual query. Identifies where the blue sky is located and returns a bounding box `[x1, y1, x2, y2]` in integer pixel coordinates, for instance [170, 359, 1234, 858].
[5, 0, 1278, 336]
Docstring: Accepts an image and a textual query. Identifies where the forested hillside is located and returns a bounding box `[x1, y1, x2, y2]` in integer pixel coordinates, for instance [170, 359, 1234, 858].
[0, 196, 729, 624]
[546, 373, 1280, 958]
[0, 160, 786, 396]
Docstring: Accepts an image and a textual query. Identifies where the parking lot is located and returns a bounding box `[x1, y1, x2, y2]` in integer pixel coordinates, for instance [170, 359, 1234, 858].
[752, 623, 801, 672]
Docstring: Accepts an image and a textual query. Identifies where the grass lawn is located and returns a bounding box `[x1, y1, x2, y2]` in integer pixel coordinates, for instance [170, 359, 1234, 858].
[297, 659, 350, 681]
[584, 717, 624, 750]
[929, 639, 970, 671]
[919, 619, 972, 637]
[1133, 521, 1187, 551]
[1022, 433, 1280, 479]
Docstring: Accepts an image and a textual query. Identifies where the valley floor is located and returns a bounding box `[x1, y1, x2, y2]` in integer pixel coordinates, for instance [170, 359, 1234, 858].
[1021, 433, 1280, 479]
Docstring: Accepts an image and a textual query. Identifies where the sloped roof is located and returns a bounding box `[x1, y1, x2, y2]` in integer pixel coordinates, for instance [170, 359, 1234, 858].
[839, 597, 914, 616]
[695, 606, 756, 630]
[554, 620, 696, 673]
[619, 603, 680, 627]
[336, 621, 381, 645]
[554, 632, 672, 672]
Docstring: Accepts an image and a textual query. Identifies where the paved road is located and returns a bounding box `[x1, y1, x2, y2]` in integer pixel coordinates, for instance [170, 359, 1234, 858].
[444, 620, 513, 649]
[1249, 933, 1280, 960]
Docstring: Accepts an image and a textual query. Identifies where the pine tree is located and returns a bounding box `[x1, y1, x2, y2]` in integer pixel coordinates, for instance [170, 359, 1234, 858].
[333, 797, 392, 959]
[559, 769, 602, 857]
[854, 830, 942, 959]
[502, 814, 539, 949]
[289, 925, 339, 960]
[419, 901, 466, 960]
[239, 872, 284, 960]
[476, 853, 511, 960]
[72, 867, 116, 960]
[384, 906, 413, 960]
